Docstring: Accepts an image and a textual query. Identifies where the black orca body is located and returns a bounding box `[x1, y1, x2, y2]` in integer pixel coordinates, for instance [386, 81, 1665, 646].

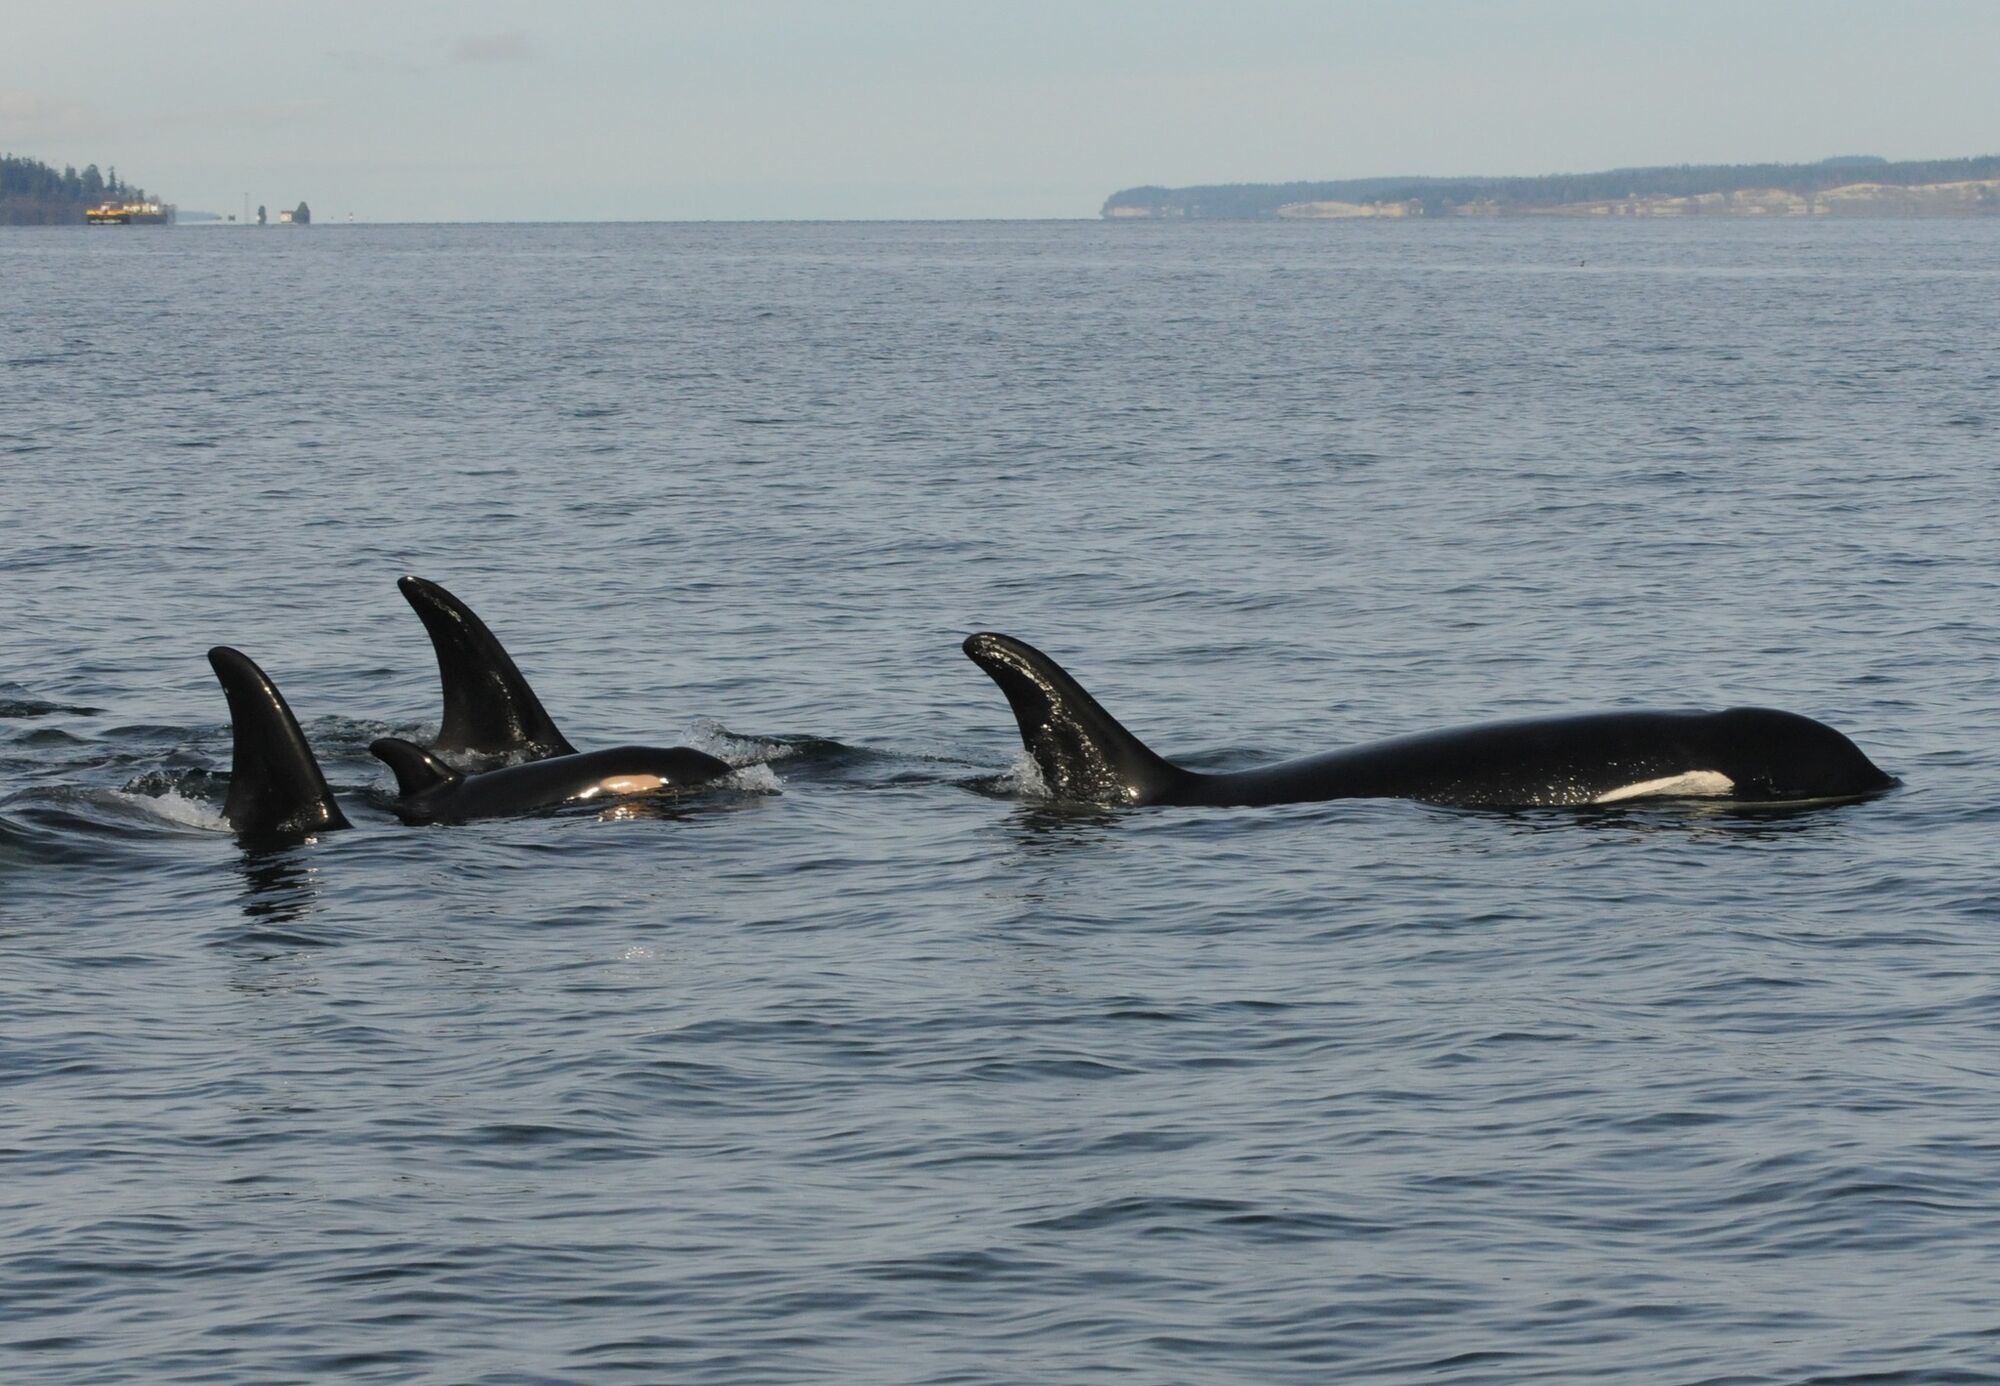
[369, 737, 731, 825]
[964, 633, 1895, 809]
[397, 575, 577, 764]
[383, 577, 735, 820]
[207, 646, 352, 843]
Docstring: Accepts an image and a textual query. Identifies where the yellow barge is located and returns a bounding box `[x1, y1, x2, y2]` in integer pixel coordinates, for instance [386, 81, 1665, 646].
[86, 200, 171, 225]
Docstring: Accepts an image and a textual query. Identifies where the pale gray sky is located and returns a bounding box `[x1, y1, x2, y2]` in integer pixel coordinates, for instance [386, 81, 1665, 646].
[6, 0, 1998, 221]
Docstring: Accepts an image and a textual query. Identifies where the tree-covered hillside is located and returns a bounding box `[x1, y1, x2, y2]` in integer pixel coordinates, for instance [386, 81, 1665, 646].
[1104, 154, 2000, 219]
[1, 154, 156, 225]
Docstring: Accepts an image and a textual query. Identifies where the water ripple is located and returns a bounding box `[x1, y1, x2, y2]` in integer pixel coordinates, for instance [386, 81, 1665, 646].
[1, 219, 1996, 1383]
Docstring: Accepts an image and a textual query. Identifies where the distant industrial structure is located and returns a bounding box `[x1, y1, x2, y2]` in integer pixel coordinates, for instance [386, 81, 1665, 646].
[251, 200, 311, 226]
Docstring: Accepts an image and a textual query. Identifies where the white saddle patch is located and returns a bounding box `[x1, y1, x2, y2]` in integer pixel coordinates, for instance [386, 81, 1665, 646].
[1592, 770, 1735, 804]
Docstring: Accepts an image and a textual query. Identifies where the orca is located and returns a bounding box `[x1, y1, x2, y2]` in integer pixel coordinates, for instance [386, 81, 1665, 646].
[381, 576, 735, 822]
[397, 575, 577, 763]
[963, 633, 1895, 809]
[369, 736, 731, 825]
[207, 646, 352, 843]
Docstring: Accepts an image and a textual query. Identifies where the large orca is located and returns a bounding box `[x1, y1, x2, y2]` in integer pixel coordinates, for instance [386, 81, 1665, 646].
[207, 646, 352, 842]
[397, 575, 576, 763]
[964, 633, 1895, 809]
[369, 737, 731, 825]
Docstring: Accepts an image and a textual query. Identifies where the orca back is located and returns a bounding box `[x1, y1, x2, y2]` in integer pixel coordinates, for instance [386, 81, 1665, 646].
[369, 739, 731, 824]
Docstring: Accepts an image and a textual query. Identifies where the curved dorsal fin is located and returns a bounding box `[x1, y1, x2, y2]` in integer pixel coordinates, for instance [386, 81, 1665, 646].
[368, 736, 465, 799]
[207, 647, 351, 842]
[963, 633, 1191, 805]
[398, 576, 577, 761]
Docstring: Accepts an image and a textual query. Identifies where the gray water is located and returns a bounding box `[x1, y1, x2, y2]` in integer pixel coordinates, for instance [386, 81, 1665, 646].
[3, 218, 1998, 1383]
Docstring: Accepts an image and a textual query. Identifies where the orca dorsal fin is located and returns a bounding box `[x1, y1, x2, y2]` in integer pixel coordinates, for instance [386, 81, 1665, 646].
[398, 576, 577, 761]
[207, 647, 352, 842]
[963, 633, 1191, 805]
[368, 736, 466, 800]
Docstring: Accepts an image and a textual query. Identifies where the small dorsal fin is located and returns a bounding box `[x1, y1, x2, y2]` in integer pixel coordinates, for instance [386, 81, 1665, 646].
[962, 633, 1191, 805]
[207, 647, 351, 842]
[368, 736, 466, 800]
[398, 576, 577, 761]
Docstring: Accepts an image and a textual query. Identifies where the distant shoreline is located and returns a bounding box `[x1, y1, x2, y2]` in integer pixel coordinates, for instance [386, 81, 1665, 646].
[1104, 154, 2000, 220]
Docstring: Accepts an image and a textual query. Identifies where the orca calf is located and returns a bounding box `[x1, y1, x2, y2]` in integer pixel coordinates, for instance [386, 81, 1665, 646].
[379, 576, 734, 821]
[397, 575, 577, 763]
[368, 737, 730, 825]
[207, 646, 352, 843]
[964, 633, 1895, 809]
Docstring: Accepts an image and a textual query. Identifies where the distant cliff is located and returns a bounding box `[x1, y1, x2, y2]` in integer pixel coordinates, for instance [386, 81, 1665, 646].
[1103, 155, 2000, 220]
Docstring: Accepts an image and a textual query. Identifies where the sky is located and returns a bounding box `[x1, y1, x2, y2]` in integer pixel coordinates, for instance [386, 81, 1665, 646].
[5, 0, 1999, 221]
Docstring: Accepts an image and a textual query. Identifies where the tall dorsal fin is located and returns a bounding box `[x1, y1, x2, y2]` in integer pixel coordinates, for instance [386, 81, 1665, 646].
[368, 736, 465, 800]
[398, 576, 577, 761]
[207, 647, 351, 842]
[962, 633, 1191, 806]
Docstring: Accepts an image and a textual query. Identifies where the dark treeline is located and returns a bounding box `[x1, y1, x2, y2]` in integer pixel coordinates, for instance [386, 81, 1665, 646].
[1, 153, 153, 225]
[1104, 154, 2000, 218]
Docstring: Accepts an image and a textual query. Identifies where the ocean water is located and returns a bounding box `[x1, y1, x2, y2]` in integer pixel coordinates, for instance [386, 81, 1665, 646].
[4, 217, 1999, 1383]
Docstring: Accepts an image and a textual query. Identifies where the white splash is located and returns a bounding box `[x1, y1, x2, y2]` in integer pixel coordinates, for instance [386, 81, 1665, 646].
[725, 764, 784, 794]
[1002, 753, 1052, 800]
[686, 718, 795, 767]
[115, 789, 230, 833]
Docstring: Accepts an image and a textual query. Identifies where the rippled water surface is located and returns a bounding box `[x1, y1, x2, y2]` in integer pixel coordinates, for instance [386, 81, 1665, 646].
[5, 219, 2000, 1382]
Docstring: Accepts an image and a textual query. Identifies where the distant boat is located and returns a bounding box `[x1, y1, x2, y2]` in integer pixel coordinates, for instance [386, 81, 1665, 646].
[86, 200, 172, 226]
